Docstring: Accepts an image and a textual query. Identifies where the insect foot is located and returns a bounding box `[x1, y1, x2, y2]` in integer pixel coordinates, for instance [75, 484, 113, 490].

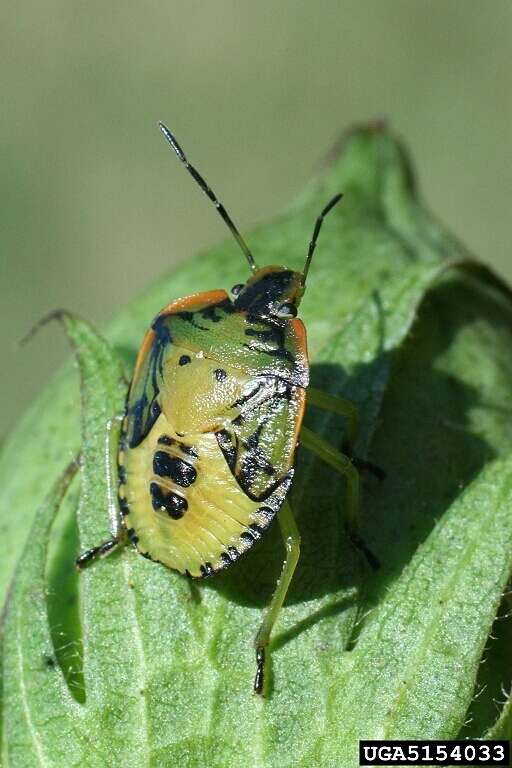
[75, 537, 122, 570]
[254, 647, 266, 696]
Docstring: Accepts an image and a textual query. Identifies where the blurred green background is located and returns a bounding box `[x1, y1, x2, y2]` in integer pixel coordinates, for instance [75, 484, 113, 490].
[2, 2, 511, 438]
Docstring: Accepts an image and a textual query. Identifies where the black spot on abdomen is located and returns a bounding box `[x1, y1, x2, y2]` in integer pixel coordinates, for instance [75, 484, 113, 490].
[153, 451, 197, 487]
[150, 482, 188, 519]
[200, 562, 215, 577]
[180, 442, 198, 457]
[214, 368, 227, 382]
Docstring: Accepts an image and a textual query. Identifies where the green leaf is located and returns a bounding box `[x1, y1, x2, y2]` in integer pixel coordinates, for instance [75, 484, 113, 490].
[2, 125, 512, 766]
[487, 688, 512, 739]
[2, 462, 85, 768]
[317, 458, 512, 761]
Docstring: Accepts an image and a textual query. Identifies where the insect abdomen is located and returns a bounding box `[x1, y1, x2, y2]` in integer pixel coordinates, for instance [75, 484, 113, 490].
[119, 413, 290, 577]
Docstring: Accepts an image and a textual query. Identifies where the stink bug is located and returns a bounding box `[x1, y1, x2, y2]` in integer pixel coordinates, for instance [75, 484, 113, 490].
[77, 123, 378, 695]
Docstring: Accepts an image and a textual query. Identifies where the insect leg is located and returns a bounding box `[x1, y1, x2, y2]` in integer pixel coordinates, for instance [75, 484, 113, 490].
[76, 414, 127, 570]
[253, 500, 300, 696]
[76, 538, 123, 570]
[300, 425, 379, 570]
[307, 387, 358, 446]
[105, 415, 126, 540]
[307, 388, 385, 479]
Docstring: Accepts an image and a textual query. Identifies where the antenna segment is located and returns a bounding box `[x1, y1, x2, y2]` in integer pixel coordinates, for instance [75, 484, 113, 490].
[159, 122, 257, 272]
[302, 193, 343, 285]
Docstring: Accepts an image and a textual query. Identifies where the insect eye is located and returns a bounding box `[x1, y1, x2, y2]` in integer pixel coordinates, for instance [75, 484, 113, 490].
[276, 302, 297, 319]
[231, 283, 244, 296]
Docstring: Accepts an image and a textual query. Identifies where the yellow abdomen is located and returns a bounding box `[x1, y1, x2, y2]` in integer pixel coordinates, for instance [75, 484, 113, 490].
[118, 412, 289, 578]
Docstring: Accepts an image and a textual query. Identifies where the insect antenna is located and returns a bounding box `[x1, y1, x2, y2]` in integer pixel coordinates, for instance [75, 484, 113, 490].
[158, 121, 257, 273]
[302, 193, 343, 285]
